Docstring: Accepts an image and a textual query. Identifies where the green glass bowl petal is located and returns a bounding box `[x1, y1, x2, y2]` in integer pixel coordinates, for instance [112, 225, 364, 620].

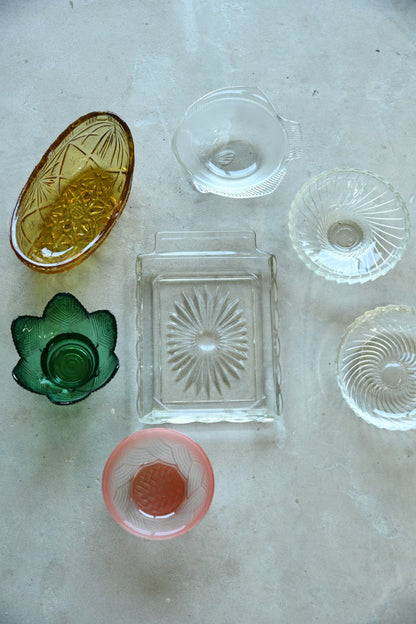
[11, 292, 119, 405]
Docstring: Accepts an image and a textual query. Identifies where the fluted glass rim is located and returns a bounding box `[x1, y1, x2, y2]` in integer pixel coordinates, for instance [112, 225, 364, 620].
[336, 304, 416, 430]
[289, 168, 410, 284]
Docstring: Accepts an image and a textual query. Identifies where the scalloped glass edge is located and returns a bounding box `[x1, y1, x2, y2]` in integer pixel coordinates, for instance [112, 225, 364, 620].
[288, 168, 410, 284]
[336, 304, 416, 431]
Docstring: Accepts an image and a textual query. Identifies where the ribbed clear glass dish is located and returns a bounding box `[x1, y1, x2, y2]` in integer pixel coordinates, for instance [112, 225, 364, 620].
[136, 231, 281, 423]
[337, 305, 416, 430]
[289, 169, 409, 284]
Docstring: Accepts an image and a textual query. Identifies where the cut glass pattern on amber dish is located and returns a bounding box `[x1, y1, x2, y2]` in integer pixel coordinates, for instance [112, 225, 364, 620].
[10, 111, 134, 273]
[136, 231, 281, 424]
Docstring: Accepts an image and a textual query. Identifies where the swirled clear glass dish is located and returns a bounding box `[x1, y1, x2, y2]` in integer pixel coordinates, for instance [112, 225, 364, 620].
[102, 428, 214, 540]
[337, 305, 416, 430]
[289, 169, 409, 284]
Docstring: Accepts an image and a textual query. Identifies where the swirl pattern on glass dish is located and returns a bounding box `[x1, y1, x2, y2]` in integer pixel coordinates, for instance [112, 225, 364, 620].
[289, 169, 410, 284]
[337, 305, 416, 430]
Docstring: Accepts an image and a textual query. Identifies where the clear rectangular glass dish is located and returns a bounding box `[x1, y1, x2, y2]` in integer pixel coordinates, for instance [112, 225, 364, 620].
[136, 231, 281, 423]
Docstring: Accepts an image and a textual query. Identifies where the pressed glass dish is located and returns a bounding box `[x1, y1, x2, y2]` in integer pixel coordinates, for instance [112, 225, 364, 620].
[172, 86, 302, 198]
[337, 305, 416, 431]
[11, 292, 119, 405]
[102, 428, 214, 540]
[136, 231, 281, 423]
[10, 111, 134, 273]
[289, 169, 409, 284]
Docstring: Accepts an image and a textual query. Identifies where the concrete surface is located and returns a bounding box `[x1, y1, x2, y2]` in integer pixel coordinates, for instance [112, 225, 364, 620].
[1, 1, 416, 623]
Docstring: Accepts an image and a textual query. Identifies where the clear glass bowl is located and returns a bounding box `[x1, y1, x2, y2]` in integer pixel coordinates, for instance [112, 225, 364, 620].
[337, 305, 416, 431]
[172, 86, 302, 198]
[289, 169, 410, 284]
[102, 428, 215, 540]
[11, 292, 119, 405]
[136, 231, 282, 423]
[10, 112, 134, 273]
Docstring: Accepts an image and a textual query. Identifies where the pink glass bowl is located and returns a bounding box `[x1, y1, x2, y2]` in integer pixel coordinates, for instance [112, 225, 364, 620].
[102, 428, 214, 540]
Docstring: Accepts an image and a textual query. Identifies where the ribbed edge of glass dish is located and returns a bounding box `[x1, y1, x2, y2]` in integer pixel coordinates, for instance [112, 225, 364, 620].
[281, 118, 303, 160]
[336, 304, 416, 430]
[191, 167, 287, 198]
[271, 254, 283, 418]
[136, 255, 145, 423]
[288, 168, 410, 284]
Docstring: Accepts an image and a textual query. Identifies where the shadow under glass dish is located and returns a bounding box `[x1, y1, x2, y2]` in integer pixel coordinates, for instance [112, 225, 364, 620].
[289, 168, 410, 284]
[337, 305, 416, 431]
[172, 86, 302, 198]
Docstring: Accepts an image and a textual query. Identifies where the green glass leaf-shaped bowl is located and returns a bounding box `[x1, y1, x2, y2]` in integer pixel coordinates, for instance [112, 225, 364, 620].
[11, 293, 119, 405]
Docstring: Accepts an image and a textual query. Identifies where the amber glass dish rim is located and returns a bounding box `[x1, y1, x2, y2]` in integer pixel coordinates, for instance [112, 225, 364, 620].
[9, 110, 135, 273]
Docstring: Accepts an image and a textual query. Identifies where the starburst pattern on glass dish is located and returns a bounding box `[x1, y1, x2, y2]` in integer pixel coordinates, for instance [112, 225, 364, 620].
[166, 286, 248, 398]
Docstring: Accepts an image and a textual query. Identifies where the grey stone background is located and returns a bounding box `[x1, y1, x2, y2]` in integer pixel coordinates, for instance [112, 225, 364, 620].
[1, 1, 416, 622]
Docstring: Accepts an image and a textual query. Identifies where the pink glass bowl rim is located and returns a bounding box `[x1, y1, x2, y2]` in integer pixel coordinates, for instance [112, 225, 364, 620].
[102, 428, 215, 540]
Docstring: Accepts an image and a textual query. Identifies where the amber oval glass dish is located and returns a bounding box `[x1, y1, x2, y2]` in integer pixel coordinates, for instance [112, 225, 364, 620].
[10, 112, 134, 273]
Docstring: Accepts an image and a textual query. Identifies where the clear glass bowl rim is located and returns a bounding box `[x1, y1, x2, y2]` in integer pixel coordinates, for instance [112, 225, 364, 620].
[102, 428, 215, 540]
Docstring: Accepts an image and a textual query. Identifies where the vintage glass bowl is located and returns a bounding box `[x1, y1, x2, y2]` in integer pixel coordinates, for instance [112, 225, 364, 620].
[289, 169, 409, 284]
[10, 111, 134, 273]
[172, 86, 302, 198]
[11, 292, 119, 405]
[136, 231, 281, 423]
[102, 428, 215, 540]
[337, 305, 416, 431]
